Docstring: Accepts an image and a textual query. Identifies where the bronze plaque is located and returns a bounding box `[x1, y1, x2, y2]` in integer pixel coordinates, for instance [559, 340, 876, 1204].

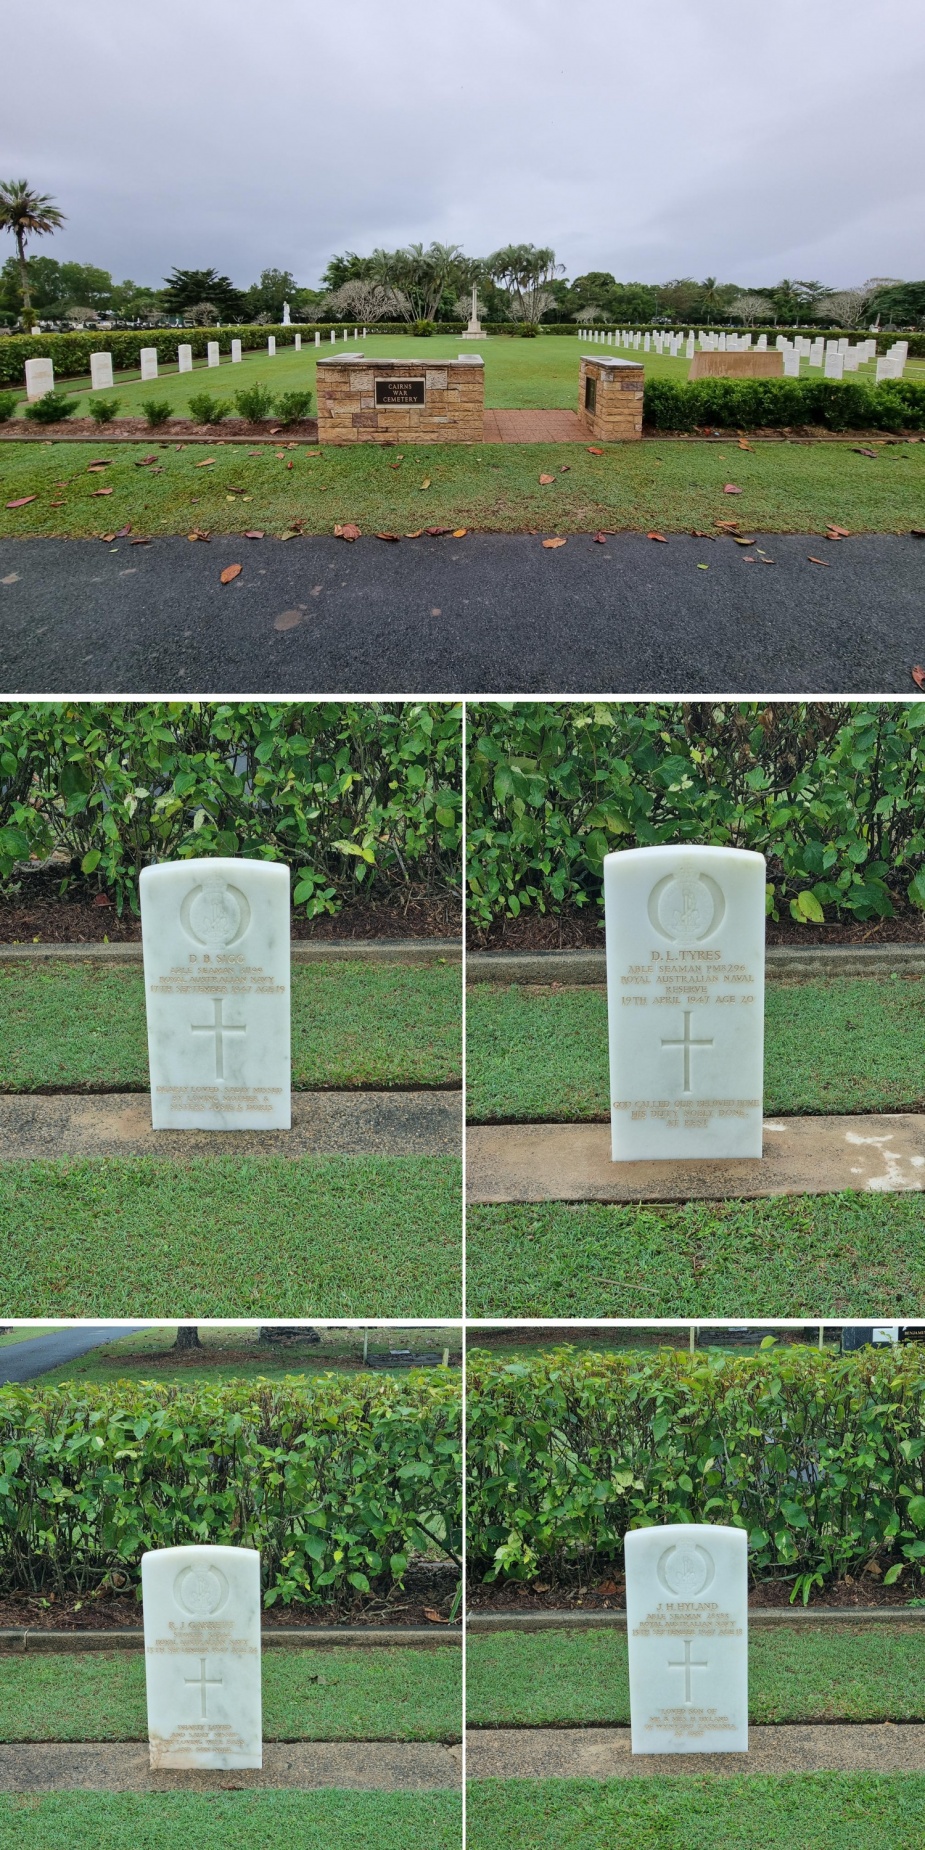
[375, 377, 425, 407]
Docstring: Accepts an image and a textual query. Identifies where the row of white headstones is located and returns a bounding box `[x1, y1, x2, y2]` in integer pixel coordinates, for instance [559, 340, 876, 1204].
[22, 327, 371, 402]
[583, 324, 909, 380]
[139, 845, 766, 1161]
[144, 1523, 746, 1768]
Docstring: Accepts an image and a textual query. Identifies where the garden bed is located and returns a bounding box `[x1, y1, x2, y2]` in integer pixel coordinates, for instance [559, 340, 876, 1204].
[471, 905, 925, 951]
[0, 417, 318, 442]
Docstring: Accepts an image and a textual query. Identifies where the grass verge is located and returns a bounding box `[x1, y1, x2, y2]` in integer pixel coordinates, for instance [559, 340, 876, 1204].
[0, 1791, 462, 1850]
[30, 1323, 460, 1386]
[466, 1625, 925, 1726]
[465, 977, 925, 1121]
[0, 1155, 462, 1317]
[0, 1647, 461, 1743]
[465, 1193, 925, 1317]
[465, 1775, 925, 1850]
[0, 962, 461, 1092]
[1, 435, 923, 538]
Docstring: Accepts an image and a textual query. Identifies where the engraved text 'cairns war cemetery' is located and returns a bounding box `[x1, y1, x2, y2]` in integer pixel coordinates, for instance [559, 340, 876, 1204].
[605, 846, 766, 1162]
[140, 858, 291, 1130]
[142, 1545, 262, 1769]
[625, 1523, 748, 1754]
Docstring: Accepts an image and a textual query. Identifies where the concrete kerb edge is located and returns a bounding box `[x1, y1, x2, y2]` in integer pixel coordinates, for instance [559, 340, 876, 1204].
[466, 1608, 925, 1631]
[0, 938, 461, 967]
[0, 1625, 462, 1653]
[466, 944, 925, 984]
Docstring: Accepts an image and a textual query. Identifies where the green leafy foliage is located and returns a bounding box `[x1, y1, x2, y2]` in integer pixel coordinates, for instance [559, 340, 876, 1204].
[86, 396, 120, 424]
[412, 319, 435, 337]
[23, 391, 78, 423]
[0, 391, 16, 422]
[139, 397, 172, 428]
[0, 1374, 461, 1603]
[466, 701, 925, 929]
[643, 375, 925, 432]
[467, 1346, 925, 1600]
[274, 389, 313, 422]
[0, 700, 461, 914]
[186, 391, 229, 424]
[233, 382, 275, 421]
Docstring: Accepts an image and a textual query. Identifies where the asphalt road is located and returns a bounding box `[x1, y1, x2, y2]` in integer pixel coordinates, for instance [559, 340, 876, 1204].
[0, 1324, 141, 1384]
[0, 532, 922, 692]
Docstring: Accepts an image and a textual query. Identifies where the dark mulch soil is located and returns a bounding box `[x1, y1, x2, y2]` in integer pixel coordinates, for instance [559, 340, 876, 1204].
[0, 1563, 459, 1632]
[468, 1572, 925, 1614]
[471, 902, 925, 952]
[0, 418, 318, 443]
[83, 1347, 463, 1372]
[0, 867, 460, 944]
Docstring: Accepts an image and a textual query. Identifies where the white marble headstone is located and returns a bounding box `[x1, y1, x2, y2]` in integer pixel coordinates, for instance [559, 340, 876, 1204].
[824, 350, 844, 380]
[267, 335, 276, 355]
[140, 856, 291, 1130]
[207, 341, 220, 367]
[178, 344, 193, 373]
[142, 1544, 262, 1769]
[24, 357, 54, 401]
[605, 845, 765, 1160]
[140, 347, 158, 381]
[626, 1524, 748, 1754]
[90, 352, 114, 390]
[231, 339, 242, 362]
[316, 331, 322, 346]
[294, 332, 301, 350]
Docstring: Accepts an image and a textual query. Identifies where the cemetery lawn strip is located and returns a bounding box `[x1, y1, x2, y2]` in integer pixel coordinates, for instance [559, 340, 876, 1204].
[0, 961, 460, 1093]
[465, 1775, 925, 1850]
[466, 1626, 925, 1727]
[0, 1647, 462, 1743]
[465, 978, 925, 1122]
[0, 1154, 461, 1317]
[465, 1194, 925, 1318]
[1, 436, 924, 538]
[0, 1791, 463, 1850]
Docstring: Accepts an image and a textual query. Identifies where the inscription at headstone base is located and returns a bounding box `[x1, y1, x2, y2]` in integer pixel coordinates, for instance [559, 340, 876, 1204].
[140, 856, 291, 1130]
[142, 1544, 262, 1769]
[625, 1523, 748, 1754]
[605, 845, 765, 1160]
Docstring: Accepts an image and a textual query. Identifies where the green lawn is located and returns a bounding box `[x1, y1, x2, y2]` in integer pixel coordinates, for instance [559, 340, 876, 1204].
[29, 1322, 460, 1386]
[1, 432, 923, 538]
[0, 961, 460, 1092]
[466, 977, 925, 1122]
[466, 1193, 925, 1317]
[466, 1776, 925, 1850]
[0, 1154, 461, 1317]
[0, 1646, 460, 1743]
[0, 1792, 462, 1850]
[0, 1325, 61, 1349]
[466, 1626, 925, 1727]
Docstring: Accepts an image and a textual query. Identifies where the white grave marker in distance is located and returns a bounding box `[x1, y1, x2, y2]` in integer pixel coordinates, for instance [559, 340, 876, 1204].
[625, 1523, 748, 1754]
[231, 339, 242, 363]
[267, 335, 276, 355]
[604, 845, 765, 1160]
[142, 1544, 262, 1769]
[294, 332, 301, 350]
[140, 856, 291, 1130]
[140, 348, 158, 381]
[24, 357, 54, 400]
[90, 352, 114, 390]
[177, 344, 193, 373]
[207, 341, 220, 367]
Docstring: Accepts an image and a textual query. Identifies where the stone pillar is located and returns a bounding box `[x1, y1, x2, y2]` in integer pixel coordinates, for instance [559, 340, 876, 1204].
[578, 355, 644, 441]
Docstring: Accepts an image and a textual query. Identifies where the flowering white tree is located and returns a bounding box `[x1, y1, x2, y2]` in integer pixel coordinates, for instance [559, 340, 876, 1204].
[727, 293, 771, 325]
[318, 279, 409, 322]
[816, 281, 901, 328]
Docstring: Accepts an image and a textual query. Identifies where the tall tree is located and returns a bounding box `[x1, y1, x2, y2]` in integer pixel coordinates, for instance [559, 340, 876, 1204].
[487, 245, 564, 323]
[162, 267, 245, 319]
[0, 180, 66, 321]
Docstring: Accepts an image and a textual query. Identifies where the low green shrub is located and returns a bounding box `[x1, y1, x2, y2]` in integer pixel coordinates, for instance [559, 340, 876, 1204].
[0, 700, 462, 911]
[518, 323, 540, 338]
[466, 701, 925, 929]
[274, 389, 313, 423]
[642, 375, 925, 432]
[0, 391, 17, 423]
[467, 1346, 925, 1603]
[233, 382, 275, 421]
[23, 392, 78, 424]
[86, 396, 120, 424]
[187, 391, 229, 425]
[412, 318, 435, 337]
[0, 1374, 462, 1604]
[139, 398, 173, 428]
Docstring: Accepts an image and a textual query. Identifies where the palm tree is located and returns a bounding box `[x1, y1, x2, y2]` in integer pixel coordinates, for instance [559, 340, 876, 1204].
[0, 180, 66, 322]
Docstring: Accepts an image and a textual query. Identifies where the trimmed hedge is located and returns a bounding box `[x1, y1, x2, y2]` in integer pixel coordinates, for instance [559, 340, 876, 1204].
[466, 702, 925, 930]
[0, 1374, 462, 1603]
[643, 375, 925, 432]
[0, 700, 462, 916]
[466, 1346, 925, 1601]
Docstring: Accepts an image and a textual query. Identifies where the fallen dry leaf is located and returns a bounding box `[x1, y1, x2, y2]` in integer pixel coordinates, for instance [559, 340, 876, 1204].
[826, 525, 850, 538]
[48, 500, 65, 507]
[912, 666, 925, 689]
[853, 446, 878, 458]
[559, 464, 571, 473]
[586, 446, 604, 456]
[1, 573, 20, 585]
[910, 529, 925, 538]
[194, 459, 216, 468]
[425, 526, 453, 537]
[130, 536, 151, 546]
[808, 556, 831, 566]
[419, 477, 431, 489]
[696, 562, 709, 569]
[738, 440, 754, 451]
[732, 536, 757, 546]
[593, 532, 608, 543]
[100, 532, 116, 542]
[723, 484, 743, 494]
[596, 1580, 620, 1597]
[91, 893, 112, 908]
[422, 1607, 448, 1625]
[220, 563, 243, 583]
[452, 528, 467, 538]
[335, 523, 361, 542]
[542, 536, 567, 549]
[714, 519, 740, 532]
[90, 488, 113, 497]
[6, 497, 38, 508]
[274, 609, 305, 632]
[375, 531, 401, 542]
[647, 531, 668, 543]
[243, 530, 264, 540]
[404, 529, 423, 539]
[187, 530, 210, 542]
[134, 456, 157, 468]
[539, 473, 555, 485]
[86, 462, 111, 473]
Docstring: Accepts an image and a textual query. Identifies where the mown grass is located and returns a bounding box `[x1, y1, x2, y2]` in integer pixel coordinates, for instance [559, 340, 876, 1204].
[465, 977, 925, 1122]
[0, 961, 460, 1092]
[1, 434, 922, 538]
[465, 1193, 925, 1318]
[0, 1646, 461, 1743]
[466, 1775, 925, 1850]
[30, 1322, 460, 1386]
[0, 1155, 462, 1317]
[0, 1791, 462, 1850]
[466, 1626, 925, 1727]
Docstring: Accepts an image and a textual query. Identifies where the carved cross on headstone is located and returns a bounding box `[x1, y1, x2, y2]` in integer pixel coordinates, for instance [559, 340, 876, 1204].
[191, 997, 246, 1078]
[667, 1638, 708, 1704]
[184, 1657, 223, 1718]
[660, 1010, 714, 1093]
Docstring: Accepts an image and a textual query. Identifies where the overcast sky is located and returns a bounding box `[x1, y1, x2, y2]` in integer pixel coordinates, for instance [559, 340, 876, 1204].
[5, 0, 924, 290]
